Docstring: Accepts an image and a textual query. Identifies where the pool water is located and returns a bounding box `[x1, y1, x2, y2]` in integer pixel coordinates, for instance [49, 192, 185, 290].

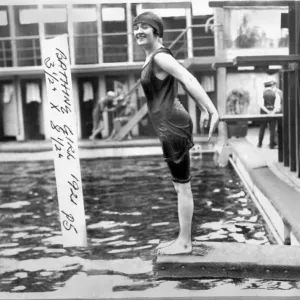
[0, 154, 298, 294]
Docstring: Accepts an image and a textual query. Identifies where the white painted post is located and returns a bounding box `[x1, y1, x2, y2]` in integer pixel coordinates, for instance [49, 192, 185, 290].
[126, 2, 133, 63]
[128, 74, 138, 136]
[38, 4, 50, 140]
[214, 67, 231, 167]
[284, 221, 292, 245]
[72, 76, 81, 139]
[8, 6, 25, 141]
[41, 78, 51, 140]
[98, 75, 108, 137]
[14, 77, 25, 141]
[67, 4, 75, 66]
[42, 34, 87, 247]
[96, 4, 103, 64]
[185, 7, 193, 59]
[214, 8, 226, 60]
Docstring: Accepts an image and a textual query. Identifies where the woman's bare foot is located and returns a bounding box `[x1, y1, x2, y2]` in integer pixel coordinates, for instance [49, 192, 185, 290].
[156, 239, 175, 250]
[157, 239, 192, 255]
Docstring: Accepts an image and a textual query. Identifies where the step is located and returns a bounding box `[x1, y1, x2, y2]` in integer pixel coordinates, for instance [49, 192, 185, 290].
[154, 242, 300, 280]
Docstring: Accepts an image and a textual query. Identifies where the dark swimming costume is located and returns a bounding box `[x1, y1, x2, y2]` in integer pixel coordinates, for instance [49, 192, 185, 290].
[140, 47, 194, 164]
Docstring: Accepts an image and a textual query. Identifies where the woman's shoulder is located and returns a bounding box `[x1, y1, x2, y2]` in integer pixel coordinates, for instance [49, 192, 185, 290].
[154, 47, 173, 56]
[153, 47, 174, 61]
[153, 48, 177, 67]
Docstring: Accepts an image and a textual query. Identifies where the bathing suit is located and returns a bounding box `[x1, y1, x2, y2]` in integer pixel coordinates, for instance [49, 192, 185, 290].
[140, 47, 194, 182]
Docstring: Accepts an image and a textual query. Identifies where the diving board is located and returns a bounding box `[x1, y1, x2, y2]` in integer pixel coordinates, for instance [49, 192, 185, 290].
[154, 242, 300, 280]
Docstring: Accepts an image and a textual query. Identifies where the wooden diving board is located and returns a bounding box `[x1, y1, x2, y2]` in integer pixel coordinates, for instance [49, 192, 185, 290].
[154, 242, 300, 281]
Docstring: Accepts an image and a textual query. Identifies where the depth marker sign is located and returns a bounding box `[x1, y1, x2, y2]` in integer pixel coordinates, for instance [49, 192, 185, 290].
[42, 34, 87, 247]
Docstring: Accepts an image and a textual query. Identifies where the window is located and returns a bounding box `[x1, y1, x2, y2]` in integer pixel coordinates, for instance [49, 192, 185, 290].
[19, 8, 39, 25]
[224, 8, 289, 57]
[102, 7, 125, 22]
[15, 6, 39, 36]
[0, 10, 8, 26]
[0, 8, 12, 67]
[15, 6, 40, 66]
[72, 7, 97, 23]
[43, 5, 67, 37]
[102, 5, 128, 63]
[72, 5, 98, 64]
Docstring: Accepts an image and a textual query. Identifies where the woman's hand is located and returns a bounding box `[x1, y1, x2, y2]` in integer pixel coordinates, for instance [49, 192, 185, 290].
[200, 110, 210, 132]
[200, 110, 219, 141]
[208, 111, 220, 141]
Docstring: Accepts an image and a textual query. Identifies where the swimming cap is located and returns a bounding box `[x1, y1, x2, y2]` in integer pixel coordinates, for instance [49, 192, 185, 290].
[133, 12, 164, 38]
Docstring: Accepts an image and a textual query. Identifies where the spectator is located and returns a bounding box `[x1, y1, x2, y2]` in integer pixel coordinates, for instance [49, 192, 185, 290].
[258, 80, 281, 149]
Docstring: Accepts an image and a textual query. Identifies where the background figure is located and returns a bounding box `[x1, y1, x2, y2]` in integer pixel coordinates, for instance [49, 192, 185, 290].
[89, 91, 116, 140]
[258, 80, 281, 148]
[107, 96, 136, 140]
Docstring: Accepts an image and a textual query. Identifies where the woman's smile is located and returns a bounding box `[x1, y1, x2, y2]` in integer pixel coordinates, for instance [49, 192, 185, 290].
[136, 35, 146, 40]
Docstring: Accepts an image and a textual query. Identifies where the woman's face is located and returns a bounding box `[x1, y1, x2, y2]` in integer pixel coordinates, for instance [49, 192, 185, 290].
[133, 22, 156, 47]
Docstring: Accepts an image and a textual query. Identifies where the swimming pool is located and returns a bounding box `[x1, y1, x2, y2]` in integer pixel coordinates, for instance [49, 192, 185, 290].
[0, 154, 298, 295]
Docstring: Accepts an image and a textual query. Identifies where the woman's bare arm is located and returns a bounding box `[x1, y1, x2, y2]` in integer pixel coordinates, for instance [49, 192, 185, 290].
[154, 52, 218, 114]
[154, 52, 219, 140]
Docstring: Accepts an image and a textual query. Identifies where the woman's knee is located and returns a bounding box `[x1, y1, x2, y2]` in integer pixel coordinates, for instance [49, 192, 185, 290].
[173, 181, 192, 196]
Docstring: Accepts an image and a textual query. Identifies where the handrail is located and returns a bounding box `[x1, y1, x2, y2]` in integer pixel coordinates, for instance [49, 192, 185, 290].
[220, 114, 283, 122]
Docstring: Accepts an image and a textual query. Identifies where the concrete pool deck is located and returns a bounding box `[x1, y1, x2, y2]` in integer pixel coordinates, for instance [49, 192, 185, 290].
[1, 128, 300, 299]
[230, 128, 300, 245]
[0, 135, 216, 162]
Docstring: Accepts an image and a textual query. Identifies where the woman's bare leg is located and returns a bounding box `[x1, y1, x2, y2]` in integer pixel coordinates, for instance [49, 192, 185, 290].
[157, 181, 193, 255]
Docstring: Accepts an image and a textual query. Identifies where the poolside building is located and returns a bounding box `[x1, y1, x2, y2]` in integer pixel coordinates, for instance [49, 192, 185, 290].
[0, 0, 296, 146]
[0, 0, 218, 141]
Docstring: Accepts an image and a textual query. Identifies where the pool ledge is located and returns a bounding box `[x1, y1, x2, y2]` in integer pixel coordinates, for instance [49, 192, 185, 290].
[229, 138, 300, 245]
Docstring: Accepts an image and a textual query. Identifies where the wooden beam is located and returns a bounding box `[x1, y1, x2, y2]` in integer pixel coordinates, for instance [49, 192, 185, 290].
[209, 1, 294, 8]
[233, 55, 300, 67]
[126, 2, 133, 63]
[112, 103, 148, 141]
[7, 6, 17, 67]
[220, 114, 283, 122]
[142, 2, 191, 9]
[278, 117, 283, 163]
[96, 4, 103, 64]
[298, 71, 300, 178]
[212, 61, 234, 69]
[288, 68, 297, 172]
[282, 71, 289, 167]
[288, 3, 297, 55]
[154, 242, 300, 280]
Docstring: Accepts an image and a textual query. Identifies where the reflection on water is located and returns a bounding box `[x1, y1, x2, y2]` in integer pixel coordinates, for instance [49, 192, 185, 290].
[0, 155, 299, 294]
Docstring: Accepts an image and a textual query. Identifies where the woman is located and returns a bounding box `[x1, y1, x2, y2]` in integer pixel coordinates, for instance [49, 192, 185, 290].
[133, 12, 219, 255]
